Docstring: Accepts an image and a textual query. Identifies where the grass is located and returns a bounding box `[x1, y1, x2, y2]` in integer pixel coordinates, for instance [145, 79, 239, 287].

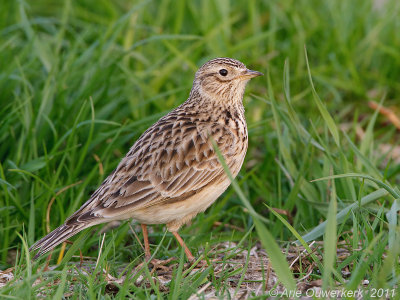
[1, 0, 400, 298]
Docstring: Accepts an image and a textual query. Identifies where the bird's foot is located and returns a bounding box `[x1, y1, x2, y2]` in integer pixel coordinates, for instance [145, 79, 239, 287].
[136, 257, 177, 273]
[187, 257, 217, 269]
[149, 257, 177, 272]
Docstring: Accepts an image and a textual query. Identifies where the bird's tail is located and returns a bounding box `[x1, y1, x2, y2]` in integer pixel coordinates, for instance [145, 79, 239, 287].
[29, 224, 87, 259]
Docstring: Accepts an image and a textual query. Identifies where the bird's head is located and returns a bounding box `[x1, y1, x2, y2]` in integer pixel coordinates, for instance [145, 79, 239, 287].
[193, 57, 263, 102]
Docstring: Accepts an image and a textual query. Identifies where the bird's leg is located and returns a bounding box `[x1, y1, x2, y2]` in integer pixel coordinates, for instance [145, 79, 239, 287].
[141, 224, 151, 261]
[171, 231, 195, 262]
[171, 231, 214, 268]
[136, 224, 175, 272]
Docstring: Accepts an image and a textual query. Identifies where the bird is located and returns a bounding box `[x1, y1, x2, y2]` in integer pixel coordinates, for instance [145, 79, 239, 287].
[30, 57, 263, 264]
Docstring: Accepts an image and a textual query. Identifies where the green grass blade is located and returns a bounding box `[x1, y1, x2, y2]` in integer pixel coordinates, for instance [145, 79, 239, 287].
[304, 46, 340, 147]
[311, 173, 400, 199]
[322, 179, 337, 288]
[300, 188, 388, 242]
[212, 139, 296, 291]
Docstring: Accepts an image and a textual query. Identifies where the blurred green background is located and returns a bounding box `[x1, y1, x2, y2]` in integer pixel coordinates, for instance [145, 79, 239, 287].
[0, 0, 399, 297]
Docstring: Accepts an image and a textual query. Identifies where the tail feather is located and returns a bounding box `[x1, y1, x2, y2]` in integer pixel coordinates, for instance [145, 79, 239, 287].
[30, 224, 87, 259]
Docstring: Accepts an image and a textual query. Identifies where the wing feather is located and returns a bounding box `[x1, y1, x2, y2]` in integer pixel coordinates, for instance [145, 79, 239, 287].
[66, 118, 239, 222]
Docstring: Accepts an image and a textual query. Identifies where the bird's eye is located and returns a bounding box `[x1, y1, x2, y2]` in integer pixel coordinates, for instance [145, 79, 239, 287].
[219, 69, 228, 76]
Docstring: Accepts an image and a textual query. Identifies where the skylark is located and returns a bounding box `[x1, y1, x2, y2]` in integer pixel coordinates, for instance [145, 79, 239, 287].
[30, 57, 262, 263]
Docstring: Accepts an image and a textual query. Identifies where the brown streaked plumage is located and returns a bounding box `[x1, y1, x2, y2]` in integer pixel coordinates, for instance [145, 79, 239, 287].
[30, 57, 262, 262]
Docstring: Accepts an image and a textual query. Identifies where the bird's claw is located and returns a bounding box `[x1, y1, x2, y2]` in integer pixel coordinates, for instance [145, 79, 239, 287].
[136, 257, 177, 273]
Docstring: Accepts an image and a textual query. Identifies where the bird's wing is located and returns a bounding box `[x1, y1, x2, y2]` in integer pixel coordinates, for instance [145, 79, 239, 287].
[65, 117, 241, 224]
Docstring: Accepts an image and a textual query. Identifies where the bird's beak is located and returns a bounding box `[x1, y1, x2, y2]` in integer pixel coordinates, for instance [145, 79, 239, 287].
[239, 69, 264, 80]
